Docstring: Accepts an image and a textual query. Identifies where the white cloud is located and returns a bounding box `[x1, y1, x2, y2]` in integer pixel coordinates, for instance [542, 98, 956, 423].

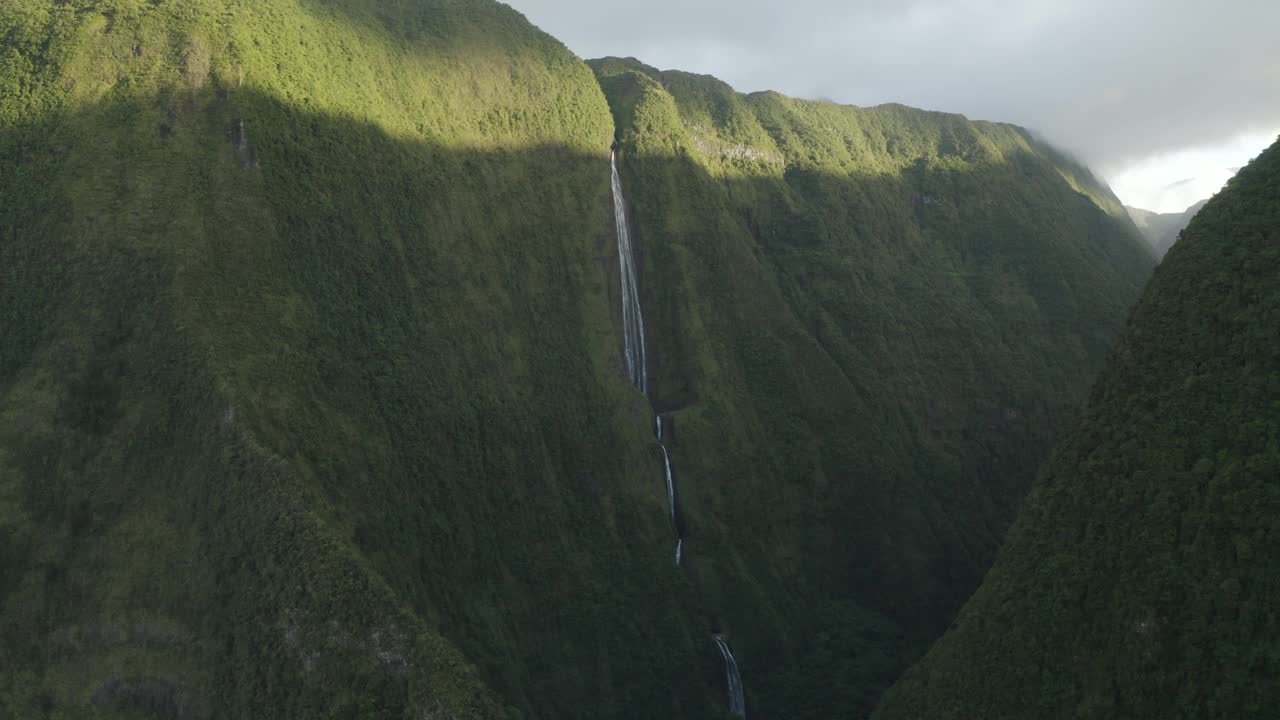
[1109, 129, 1279, 212]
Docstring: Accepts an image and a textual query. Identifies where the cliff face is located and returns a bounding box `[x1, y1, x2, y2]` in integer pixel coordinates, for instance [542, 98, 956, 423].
[875, 137, 1280, 720]
[589, 57, 1155, 718]
[0, 2, 679, 717]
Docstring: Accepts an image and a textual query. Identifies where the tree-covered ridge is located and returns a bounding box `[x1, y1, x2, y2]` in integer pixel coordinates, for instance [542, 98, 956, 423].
[589, 57, 1155, 718]
[589, 57, 1130, 217]
[875, 136, 1280, 719]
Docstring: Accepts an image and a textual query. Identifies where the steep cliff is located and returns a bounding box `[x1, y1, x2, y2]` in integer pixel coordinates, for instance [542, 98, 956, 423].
[876, 136, 1280, 720]
[591, 57, 1155, 717]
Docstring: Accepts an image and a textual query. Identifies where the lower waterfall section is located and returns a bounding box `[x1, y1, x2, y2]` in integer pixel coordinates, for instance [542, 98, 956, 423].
[657, 416, 685, 564]
[714, 635, 747, 718]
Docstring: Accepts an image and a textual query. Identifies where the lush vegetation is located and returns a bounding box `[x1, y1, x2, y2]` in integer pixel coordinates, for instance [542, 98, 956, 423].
[1128, 199, 1209, 257]
[0, 2, 725, 718]
[0, 2, 1158, 717]
[875, 136, 1280, 719]
[590, 57, 1156, 718]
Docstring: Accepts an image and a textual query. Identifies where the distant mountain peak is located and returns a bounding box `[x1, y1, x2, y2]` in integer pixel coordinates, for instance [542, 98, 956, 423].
[1124, 198, 1211, 257]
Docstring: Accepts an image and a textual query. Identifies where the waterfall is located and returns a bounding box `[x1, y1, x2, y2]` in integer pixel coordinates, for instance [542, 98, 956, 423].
[657, 416, 683, 565]
[713, 635, 747, 717]
[611, 151, 647, 395]
[612, 147, 742, 716]
[660, 446, 676, 526]
[613, 151, 682, 565]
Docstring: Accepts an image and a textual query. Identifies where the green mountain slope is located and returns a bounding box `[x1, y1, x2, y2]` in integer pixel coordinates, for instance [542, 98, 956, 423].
[875, 136, 1280, 719]
[1127, 199, 1209, 257]
[1, 2, 721, 718]
[589, 57, 1156, 718]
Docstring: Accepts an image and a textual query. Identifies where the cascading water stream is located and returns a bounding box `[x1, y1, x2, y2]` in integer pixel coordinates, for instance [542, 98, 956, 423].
[714, 635, 747, 718]
[612, 149, 742, 713]
[611, 150, 682, 565]
[611, 151, 647, 395]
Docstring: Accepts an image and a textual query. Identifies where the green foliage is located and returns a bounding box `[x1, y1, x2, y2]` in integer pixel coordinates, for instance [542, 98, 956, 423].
[875, 136, 1280, 719]
[0, 2, 711, 718]
[589, 56, 1155, 718]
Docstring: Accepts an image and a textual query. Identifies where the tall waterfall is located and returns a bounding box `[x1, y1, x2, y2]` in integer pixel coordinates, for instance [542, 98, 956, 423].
[611, 151, 647, 395]
[612, 147, 743, 715]
[714, 635, 747, 717]
[611, 150, 681, 565]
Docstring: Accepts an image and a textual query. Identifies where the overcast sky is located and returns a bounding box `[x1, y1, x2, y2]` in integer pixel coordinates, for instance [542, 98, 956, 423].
[507, 0, 1280, 212]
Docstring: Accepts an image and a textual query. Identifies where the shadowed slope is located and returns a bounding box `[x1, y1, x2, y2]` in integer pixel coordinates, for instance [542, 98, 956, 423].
[875, 137, 1280, 720]
[0, 2, 721, 718]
